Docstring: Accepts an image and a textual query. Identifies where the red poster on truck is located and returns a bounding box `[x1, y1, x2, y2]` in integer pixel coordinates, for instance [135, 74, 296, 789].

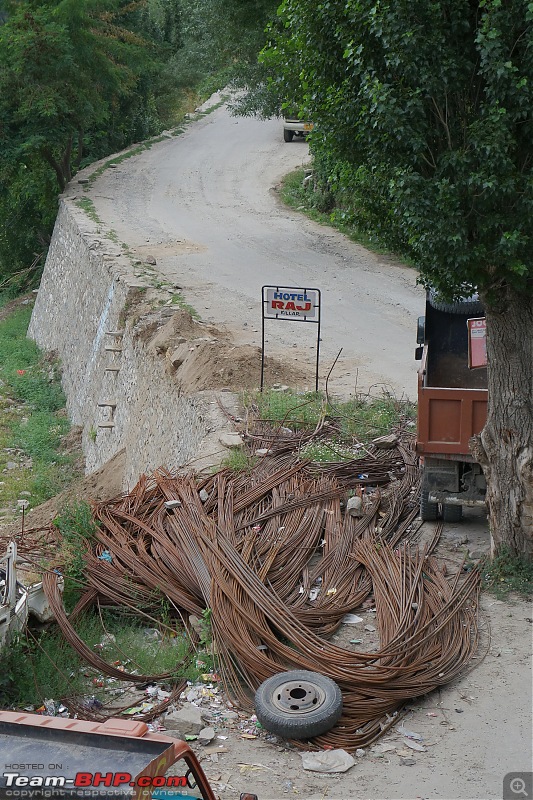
[467, 317, 487, 368]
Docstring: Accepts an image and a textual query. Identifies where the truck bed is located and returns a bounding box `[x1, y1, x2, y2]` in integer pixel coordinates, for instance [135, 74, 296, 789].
[417, 347, 488, 457]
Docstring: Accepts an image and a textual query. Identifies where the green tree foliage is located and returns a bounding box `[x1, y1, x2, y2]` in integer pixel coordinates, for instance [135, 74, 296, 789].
[257, 1, 533, 556]
[261, 0, 532, 300]
[171, 0, 278, 93]
[0, 0, 180, 290]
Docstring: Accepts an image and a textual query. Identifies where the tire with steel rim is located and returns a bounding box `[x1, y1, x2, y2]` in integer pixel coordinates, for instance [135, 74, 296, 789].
[254, 670, 343, 739]
[420, 489, 439, 521]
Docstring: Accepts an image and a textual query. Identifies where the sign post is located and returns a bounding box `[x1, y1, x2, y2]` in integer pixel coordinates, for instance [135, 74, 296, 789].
[467, 317, 487, 369]
[261, 285, 321, 391]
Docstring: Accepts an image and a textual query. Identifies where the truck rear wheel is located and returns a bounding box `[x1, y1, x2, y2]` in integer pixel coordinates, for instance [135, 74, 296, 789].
[420, 490, 439, 521]
[443, 503, 463, 522]
[284, 129, 294, 142]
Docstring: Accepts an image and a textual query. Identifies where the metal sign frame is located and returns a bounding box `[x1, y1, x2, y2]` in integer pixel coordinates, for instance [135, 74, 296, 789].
[261, 285, 321, 391]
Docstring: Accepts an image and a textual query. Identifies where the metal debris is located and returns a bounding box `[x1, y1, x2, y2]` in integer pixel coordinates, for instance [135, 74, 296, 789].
[32, 430, 480, 750]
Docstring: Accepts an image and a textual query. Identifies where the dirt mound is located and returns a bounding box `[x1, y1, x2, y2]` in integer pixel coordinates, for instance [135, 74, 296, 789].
[0, 449, 126, 534]
[145, 308, 308, 391]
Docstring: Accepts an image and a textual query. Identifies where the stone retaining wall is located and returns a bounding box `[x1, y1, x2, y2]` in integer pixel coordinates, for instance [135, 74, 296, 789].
[29, 198, 232, 490]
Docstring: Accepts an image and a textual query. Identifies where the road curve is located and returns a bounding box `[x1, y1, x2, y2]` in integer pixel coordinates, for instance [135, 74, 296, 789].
[89, 102, 425, 399]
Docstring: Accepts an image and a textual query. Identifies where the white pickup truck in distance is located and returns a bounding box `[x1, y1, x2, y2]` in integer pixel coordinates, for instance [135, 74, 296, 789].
[283, 117, 313, 142]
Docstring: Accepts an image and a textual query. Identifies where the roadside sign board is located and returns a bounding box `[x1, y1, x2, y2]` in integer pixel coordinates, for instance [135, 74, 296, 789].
[261, 285, 321, 390]
[467, 317, 487, 368]
[264, 287, 320, 321]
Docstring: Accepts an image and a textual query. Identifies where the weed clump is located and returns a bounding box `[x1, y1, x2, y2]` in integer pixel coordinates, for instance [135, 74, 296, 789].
[481, 546, 533, 598]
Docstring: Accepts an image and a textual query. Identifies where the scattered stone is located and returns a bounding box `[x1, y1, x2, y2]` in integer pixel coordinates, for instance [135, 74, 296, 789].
[164, 500, 182, 510]
[198, 726, 215, 745]
[255, 448, 271, 457]
[372, 434, 399, 449]
[364, 624, 376, 632]
[199, 489, 209, 503]
[6, 462, 17, 470]
[188, 615, 204, 637]
[219, 432, 243, 448]
[400, 758, 416, 766]
[346, 496, 364, 517]
[271, 385, 289, 392]
[19, 491, 31, 497]
[355, 749, 365, 758]
[145, 255, 157, 265]
[165, 703, 207, 735]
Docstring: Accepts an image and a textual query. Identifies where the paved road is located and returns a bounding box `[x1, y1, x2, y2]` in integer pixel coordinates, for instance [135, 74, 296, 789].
[90, 101, 425, 398]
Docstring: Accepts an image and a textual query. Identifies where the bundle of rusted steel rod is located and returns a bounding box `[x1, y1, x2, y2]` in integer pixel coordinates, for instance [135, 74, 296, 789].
[41, 433, 480, 750]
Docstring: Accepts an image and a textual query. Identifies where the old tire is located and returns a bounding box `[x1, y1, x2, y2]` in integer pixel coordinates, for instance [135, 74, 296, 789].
[443, 503, 463, 522]
[420, 489, 439, 521]
[428, 289, 484, 316]
[284, 129, 294, 142]
[255, 670, 342, 739]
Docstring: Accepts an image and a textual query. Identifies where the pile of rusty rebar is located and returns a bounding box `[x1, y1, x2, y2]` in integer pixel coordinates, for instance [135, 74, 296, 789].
[42, 433, 480, 750]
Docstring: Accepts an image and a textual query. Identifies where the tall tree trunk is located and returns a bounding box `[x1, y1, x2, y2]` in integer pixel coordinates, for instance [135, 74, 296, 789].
[475, 288, 533, 558]
[42, 134, 73, 192]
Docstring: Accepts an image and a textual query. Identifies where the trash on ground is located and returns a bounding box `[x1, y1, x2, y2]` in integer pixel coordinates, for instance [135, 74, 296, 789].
[301, 749, 356, 773]
[341, 614, 363, 624]
[397, 725, 423, 741]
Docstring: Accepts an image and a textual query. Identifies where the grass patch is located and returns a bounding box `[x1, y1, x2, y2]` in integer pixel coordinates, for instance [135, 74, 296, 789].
[168, 292, 201, 320]
[299, 440, 357, 462]
[75, 197, 100, 224]
[221, 447, 258, 473]
[0, 304, 80, 516]
[249, 388, 415, 456]
[0, 611, 193, 709]
[53, 502, 100, 610]
[481, 546, 533, 598]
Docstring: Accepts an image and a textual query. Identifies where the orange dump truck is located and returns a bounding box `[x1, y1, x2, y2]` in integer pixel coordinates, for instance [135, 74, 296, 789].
[0, 711, 258, 800]
[415, 291, 488, 521]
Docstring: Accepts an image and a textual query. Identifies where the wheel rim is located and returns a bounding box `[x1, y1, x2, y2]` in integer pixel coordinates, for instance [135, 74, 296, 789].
[271, 679, 327, 715]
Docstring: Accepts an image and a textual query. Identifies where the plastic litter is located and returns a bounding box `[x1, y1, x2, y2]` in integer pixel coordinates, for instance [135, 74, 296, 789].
[403, 739, 426, 752]
[397, 724, 423, 741]
[301, 749, 355, 773]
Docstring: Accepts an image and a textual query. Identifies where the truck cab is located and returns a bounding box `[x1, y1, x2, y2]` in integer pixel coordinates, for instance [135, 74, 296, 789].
[416, 291, 488, 521]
